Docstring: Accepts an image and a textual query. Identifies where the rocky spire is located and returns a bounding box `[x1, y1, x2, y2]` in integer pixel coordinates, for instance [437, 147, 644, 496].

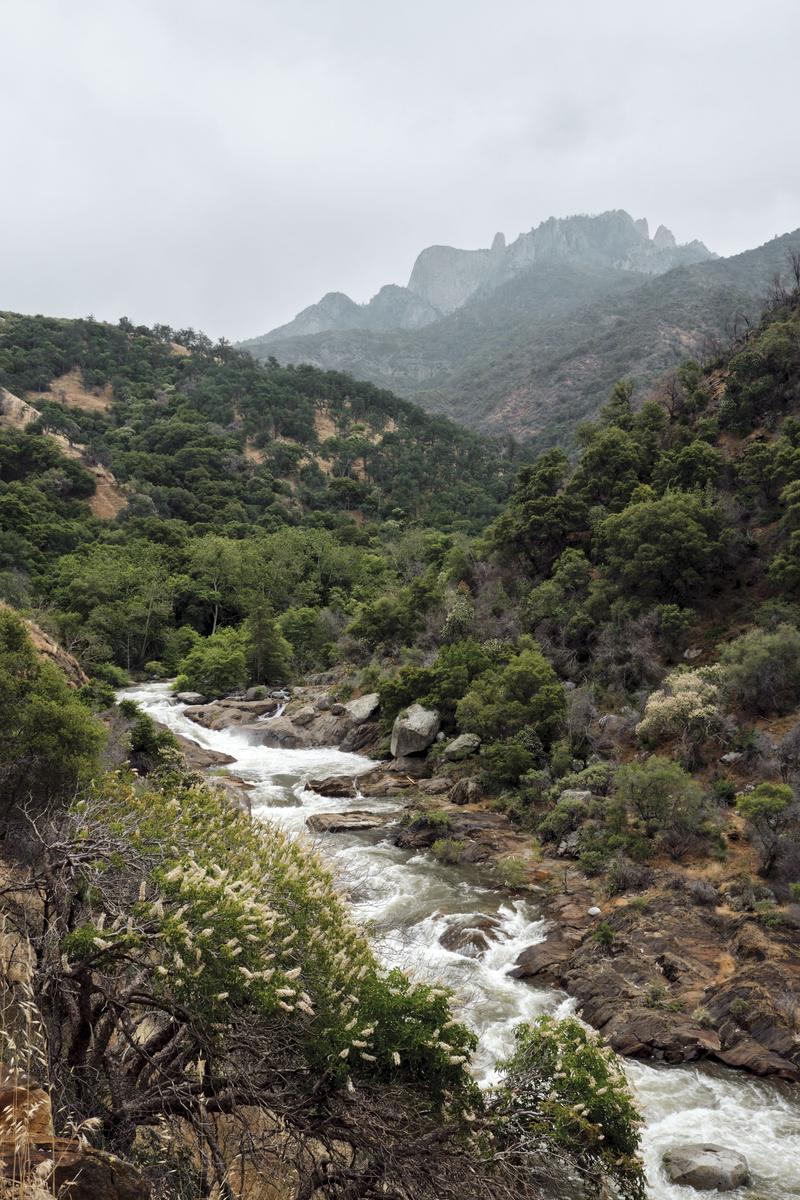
[653, 224, 677, 250]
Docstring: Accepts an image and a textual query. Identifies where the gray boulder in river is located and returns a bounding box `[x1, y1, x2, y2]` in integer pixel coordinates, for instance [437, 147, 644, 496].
[662, 1144, 750, 1191]
[390, 704, 440, 757]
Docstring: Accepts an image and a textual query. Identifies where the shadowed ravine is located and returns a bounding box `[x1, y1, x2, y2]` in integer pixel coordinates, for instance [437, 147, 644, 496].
[126, 683, 800, 1200]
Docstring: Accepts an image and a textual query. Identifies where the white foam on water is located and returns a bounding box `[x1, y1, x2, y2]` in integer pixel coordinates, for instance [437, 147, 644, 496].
[126, 682, 800, 1199]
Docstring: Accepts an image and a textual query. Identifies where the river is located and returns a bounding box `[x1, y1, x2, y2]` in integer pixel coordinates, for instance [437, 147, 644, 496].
[126, 683, 800, 1200]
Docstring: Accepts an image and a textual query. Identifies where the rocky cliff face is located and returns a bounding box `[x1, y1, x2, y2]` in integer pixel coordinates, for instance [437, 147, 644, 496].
[407, 210, 712, 314]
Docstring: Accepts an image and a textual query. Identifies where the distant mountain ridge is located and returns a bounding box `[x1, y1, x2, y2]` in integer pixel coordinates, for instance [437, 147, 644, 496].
[240, 211, 800, 446]
[251, 210, 712, 344]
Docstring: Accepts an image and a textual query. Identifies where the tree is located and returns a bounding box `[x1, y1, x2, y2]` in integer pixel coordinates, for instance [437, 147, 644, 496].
[49, 542, 175, 669]
[570, 427, 642, 510]
[183, 534, 258, 634]
[489, 451, 589, 579]
[457, 641, 565, 745]
[246, 602, 292, 684]
[596, 492, 731, 607]
[177, 626, 249, 696]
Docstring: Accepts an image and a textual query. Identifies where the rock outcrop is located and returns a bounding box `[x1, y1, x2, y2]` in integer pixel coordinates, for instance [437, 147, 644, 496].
[511, 887, 800, 1082]
[1, 603, 89, 688]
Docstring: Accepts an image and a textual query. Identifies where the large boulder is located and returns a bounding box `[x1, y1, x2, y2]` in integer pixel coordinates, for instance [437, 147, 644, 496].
[557, 788, 592, 804]
[344, 692, 380, 724]
[172, 732, 236, 769]
[340, 721, 379, 752]
[662, 1144, 750, 1191]
[390, 704, 440, 757]
[175, 691, 206, 705]
[441, 732, 480, 761]
[509, 939, 573, 980]
[291, 705, 317, 726]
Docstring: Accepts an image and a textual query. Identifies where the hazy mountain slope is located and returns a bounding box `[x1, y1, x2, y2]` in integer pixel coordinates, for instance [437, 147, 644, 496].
[245, 225, 799, 447]
[434, 229, 800, 447]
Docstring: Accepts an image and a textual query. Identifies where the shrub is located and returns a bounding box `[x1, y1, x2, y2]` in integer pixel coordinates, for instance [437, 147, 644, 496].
[25, 770, 485, 1196]
[495, 855, 529, 888]
[378, 639, 493, 728]
[614, 756, 716, 860]
[593, 922, 617, 948]
[720, 623, 800, 715]
[492, 1016, 645, 1200]
[606, 857, 653, 896]
[481, 729, 544, 789]
[91, 660, 131, 687]
[538, 793, 590, 843]
[711, 775, 737, 803]
[736, 782, 799, 875]
[431, 838, 466, 865]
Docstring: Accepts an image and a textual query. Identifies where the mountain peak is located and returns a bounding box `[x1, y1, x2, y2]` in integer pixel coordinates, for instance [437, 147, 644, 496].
[653, 223, 677, 250]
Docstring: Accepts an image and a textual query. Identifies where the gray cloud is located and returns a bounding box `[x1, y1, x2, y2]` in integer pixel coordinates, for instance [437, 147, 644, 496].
[2, 0, 799, 339]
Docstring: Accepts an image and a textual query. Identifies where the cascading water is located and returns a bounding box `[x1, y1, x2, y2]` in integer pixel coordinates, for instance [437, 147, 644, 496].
[125, 683, 800, 1199]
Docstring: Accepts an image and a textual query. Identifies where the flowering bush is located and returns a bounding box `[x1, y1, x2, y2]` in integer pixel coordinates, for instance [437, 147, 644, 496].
[491, 1015, 645, 1200]
[636, 665, 723, 747]
[66, 769, 478, 1099]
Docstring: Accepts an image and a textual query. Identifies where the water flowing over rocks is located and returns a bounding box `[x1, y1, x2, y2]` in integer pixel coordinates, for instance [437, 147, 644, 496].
[130, 684, 800, 1200]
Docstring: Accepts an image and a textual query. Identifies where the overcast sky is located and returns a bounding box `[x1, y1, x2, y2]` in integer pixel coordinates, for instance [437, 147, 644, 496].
[2, 0, 799, 339]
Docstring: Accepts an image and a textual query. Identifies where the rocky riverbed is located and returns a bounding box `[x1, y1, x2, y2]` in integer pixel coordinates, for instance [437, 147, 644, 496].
[172, 682, 800, 1085]
[134, 681, 800, 1199]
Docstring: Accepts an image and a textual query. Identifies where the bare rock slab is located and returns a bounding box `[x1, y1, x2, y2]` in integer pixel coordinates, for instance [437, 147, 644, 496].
[306, 811, 390, 833]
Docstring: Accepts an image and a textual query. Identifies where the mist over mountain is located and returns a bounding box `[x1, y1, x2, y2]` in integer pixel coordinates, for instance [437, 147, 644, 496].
[241, 210, 798, 446]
